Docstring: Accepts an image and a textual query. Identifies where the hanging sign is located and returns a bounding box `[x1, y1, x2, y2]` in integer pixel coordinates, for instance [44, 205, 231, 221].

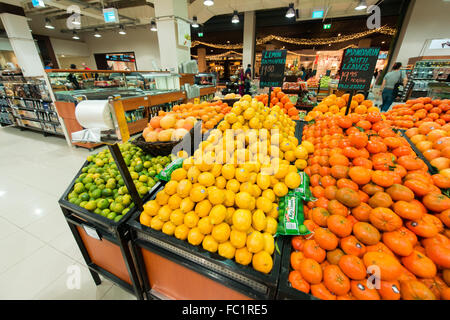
[259, 49, 287, 88]
[177, 19, 191, 47]
[103, 8, 119, 23]
[32, 0, 45, 8]
[338, 47, 380, 91]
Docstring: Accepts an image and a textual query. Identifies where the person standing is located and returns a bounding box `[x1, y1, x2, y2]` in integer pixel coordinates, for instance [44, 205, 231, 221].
[238, 67, 245, 96]
[67, 64, 81, 90]
[81, 62, 91, 70]
[380, 62, 407, 112]
[44, 61, 53, 70]
[244, 64, 252, 95]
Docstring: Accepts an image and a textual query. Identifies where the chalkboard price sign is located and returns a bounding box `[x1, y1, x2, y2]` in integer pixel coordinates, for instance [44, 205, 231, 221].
[338, 47, 380, 91]
[259, 50, 287, 88]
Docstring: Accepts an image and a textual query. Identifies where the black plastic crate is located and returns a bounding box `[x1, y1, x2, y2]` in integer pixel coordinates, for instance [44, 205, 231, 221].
[128, 184, 284, 300]
[276, 237, 318, 300]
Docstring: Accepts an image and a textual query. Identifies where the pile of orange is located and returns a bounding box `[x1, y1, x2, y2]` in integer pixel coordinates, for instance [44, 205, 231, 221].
[288, 114, 450, 300]
[306, 93, 380, 121]
[255, 87, 300, 120]
[385, 97, 450, 129]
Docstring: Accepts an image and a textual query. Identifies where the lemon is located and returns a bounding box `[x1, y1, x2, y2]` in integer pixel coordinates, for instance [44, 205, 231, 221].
[171, 168, 187, 181]
[184, 211, 199, 228]
[273, 182, 288, 197]
[208, 188, 225, 205]
[230, 229, 247, 249]
[265, 217, 278, 235]
[223, 190, 235, 207]
[235, 168, 250, 183]
[256, 173, 271, 190]
[188, 227, 204, 246]
[235, 247, 253, 266]
[174, 224, 189, 240]
[285, 171, 301, 189]
[221, 164, 235, 180]
[177, 179, 192, 197]
[158, 205, 172, 222]
[232, 209, 252, 232]
[202, 235, 219, 253]
[218, 241, 236, 259]
[198, 172, 215, 187]
[295, 159, 307, 170]
[179, 197, 195, 213]
[246, 231, 264, 253]
[268, 205, 279, 219]
[225, 207, 235, 225]
[198, 217, 213, 234]
[301, 141, 314, 153]
[235, 192, 252, 209]
[187, 166, 201, 184]
[294, 146, 308, 160]
[226, 179, 240, 193]
[263, 232, 275, 255]
[195, 199, 212, 217]
[256, 196, 273, 213]
[162, 221, 176, 236]
[190, 185, 207, 202]
[168, 194, 182, 210]
[139, 212, 152, 227]
[262, 189, 275, 202]
[212, 222, 231, 243]
[155, 190, 170, 205]
[252, 251, 273, 274]
[215, 176, 227, 189]
[274, 163, 289, 179]
[150, 216, 164, 230]
[252, 209, 267, 231]
[170, 209, 185, 226]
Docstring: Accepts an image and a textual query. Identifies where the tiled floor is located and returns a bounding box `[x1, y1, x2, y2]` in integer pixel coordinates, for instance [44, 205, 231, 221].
[0, 126, 136, 300]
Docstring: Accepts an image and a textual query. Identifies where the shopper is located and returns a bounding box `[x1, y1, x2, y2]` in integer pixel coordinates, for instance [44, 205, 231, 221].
[244, 64, 252, 95]
[67, 64, 81, 90]
[300, 66, 306, 81]
[44, 61, 53, 70]
[238, 67, 245, 96]
[380, 62, 407, 112]
[81, 62, 91, 70]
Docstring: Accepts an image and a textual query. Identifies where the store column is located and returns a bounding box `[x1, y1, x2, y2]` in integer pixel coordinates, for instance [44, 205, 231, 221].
[243, 11, 256, 78]
[198, 47, 207, 72]
[154, 0, 191, 72]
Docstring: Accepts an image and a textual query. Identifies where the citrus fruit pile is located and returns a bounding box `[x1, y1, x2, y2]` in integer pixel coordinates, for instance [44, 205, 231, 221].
[305, 93, 381, 121]
[288, 114, 450, 300]
[139, 94, 313, 274]
[67, 143, 172, 221]
[143, 101, 232, 141]
[254, 88, 300, 120]
[405, 123, 450, 180]
[385, 97, 450, 129]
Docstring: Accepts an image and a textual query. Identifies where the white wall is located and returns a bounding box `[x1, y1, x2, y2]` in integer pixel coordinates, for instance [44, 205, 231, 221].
[395, 0, 450, 65]
[83, 26, 161, 70]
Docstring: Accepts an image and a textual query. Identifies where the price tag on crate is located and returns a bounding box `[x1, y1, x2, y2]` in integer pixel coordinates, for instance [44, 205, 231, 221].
[82, 224, 101, 240]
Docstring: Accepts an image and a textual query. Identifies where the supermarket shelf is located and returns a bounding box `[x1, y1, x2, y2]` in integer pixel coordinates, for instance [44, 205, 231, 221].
[14, 124, 64, 137]
[1, 95, 52, 103]
[11, 106, 57, 113]
[15, 115, 60, 126]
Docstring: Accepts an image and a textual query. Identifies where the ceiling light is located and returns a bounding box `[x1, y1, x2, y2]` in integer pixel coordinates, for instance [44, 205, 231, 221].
[72, 31, 79, 40]
[338, 33, 341, 36]
[45, 18, 55, 29]
[382, 41, 385, 44]
[192, 16, 199, 28]
[72, 19, 81, 25]
[119, 25, 126, 35]
[231, 10, 239, 24]
[93, 28, 101, 38]
[286, 3, 295, 18]
[203, 0, 214, 6]
[150, 20, 157, 31]
[355, 0, 367, 10]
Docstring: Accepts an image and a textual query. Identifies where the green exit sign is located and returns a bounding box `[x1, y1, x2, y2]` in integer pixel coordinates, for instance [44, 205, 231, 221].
[198, 32, 203, 37]
[323, 24, 331, 29]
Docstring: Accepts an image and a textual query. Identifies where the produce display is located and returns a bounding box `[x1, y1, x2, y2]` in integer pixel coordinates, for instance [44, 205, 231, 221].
[319, 76, 331, 88]
[306, 93, 380, 121]
[143, 101, 232, 141]
[255, 88, 300, 120]
[307, 77, 319, 88]
[385, 97, 450, 129]
[287, 114, 450, 300]
[67, 143, 173, 221]
[139, 94, 314, 274]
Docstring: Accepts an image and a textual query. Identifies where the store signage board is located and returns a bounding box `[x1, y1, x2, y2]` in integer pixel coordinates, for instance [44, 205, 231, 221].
[103, 8, 119, 23]
[429, 39, 450, 49]
[312, 10, 324, 19]
[259, 50, 287, 88]
[83, 225, 101, 240]
[32, 0, 45, 8]
[198, 32, 204, 37]
[323, 24, 331, 30]
[177, 19, 191, 47]
[338, 47, 380, 91]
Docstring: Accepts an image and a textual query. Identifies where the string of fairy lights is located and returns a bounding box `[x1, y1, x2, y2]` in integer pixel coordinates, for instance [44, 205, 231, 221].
[191, 25, 396, 49]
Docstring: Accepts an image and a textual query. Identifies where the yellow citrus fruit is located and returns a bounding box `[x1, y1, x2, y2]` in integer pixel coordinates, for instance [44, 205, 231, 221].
[284, 149, 296, 162]
[225, 207, 235, 224]
[256, 173, 271, 190]
[235, 247, 253, 266]
[198, 216, 213, 235]
[268, 205, 278, 219]
[223, 189, 235, 207]
[239, 182, 254, 195]
[270, 176, 279, 187]
[150, 216, 164, 230]
[169, 209, 185, 226]
[252, 184, 262, 198]
[226, 179, 240, 193]
[212, 222, 231, 243]
[182, 157, 194, 170]
[208, 188, 225, 205]
[235, 167, 250, 183]
[221, 164, 235, 180]
[252, 209, 267, 231]
[295, 159, 307, 170]
[218, 241, 236, 259]
[262, 189, 275, 202]
[168, 194, 182, 210]
[179, 197, 195, 213]
[232, 209, 252, 232]
[274, 163, 289, 179]
[252, 251, 273, 274]
[285, 171, 301, 189]
[263, 232, 275, 255]
[177, 179, 192, 197]
[162, 221, 176, 236]
[174, 224, 189, 240]
[301, 141, 314, 153]
[198, 172, 215, 187]
[225, 112, 237, 124]
[143, 200, 159, 216]
[195, 199, 212, 217]
[215, 176, 227, 189]
[265, 217, 278, 235]
[256, 196, 273, 213]
[158, 205, 172, 222]
[155, 190, 170, 205]
[190, 185, 207, 202]
[273, 182, 288, 197]
[139, 212, 152, 227]
[209, 204, 227, 225]
[164, 180, 178, 195]
[294, 146, 308, 160]
[202, 235, 218, 253]
[246, 231, 264, 253]
[188, 227, 204, 246]
[187, 166, 201, 183]
[280, 140, 293, 152]
[171, 168, 187, 181]
[184, 211, 199, 228]
[235, 192, 252, 209]
[230, 229, 247, 249]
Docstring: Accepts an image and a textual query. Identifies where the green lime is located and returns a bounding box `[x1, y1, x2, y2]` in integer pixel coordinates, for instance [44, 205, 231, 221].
[91, 189, 102, 199]
[95, 159, 104, 167]
[88, 167, 96, 174]
[84, 182, 93, 191]
[148, 178, 155, 188]
[85, 200, 97, 211]
[114, 215, 123, 222]
[94, 178, 104, 186]
[101, 209, 110, 217]
[130, 172, 139, 180]
[80, 201, 88, 208]
[94, 208, 102, 215]
[82, 177, 93, 184]
[73, 183, 85, 194]
[79, 173, 87, 180]
[299, 225, 309, 234]
[107, 212, 117, 220]
[87, 155, 94, 162]
[68, 191, 77, 200]
[122, 208, 130, 216]
[122, 194, 131, 206]
[115, 195, 123, 203]
[97, 198, 109, 209]
[97, 184, 105, 190]
[118, 178, 125, 186]
[148, 170, 156, 177]
[79, 192, 90, 201]
[143, 161, 151, 168]
[74, 198, 82, 206]
[81, 167, 88, 173]
[138, 186, 148, 195]
[139, 175, 148, 183]
[112, 203, 124, 214]
[69, 197, 77, 204]
[102, 188, 112, 197]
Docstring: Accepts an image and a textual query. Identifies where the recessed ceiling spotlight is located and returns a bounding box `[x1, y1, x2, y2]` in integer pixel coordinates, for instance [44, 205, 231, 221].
[119, 25, 126, 35]
[355, 0, 367, 11]
[150, 20, 157, 31]
[382, 41, 385, 44]
[94, 28, 101, 38]
[204, 0, 214, 6]
[45, 18, 55, 29]
[286, 3, 295, 18]
[231, 10, 239, 24]
[338, 33, 341, 36]
[192, 16, 199, 28]
[72, 31, 79, 40]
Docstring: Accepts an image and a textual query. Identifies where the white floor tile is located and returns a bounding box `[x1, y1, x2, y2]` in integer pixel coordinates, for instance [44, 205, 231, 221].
[48, 230, 84, 262]
[0, 217, 20, 241]
[24, 211, 69, 243]
[101, 284, 137, 300]
[0, 229, 45, 273]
